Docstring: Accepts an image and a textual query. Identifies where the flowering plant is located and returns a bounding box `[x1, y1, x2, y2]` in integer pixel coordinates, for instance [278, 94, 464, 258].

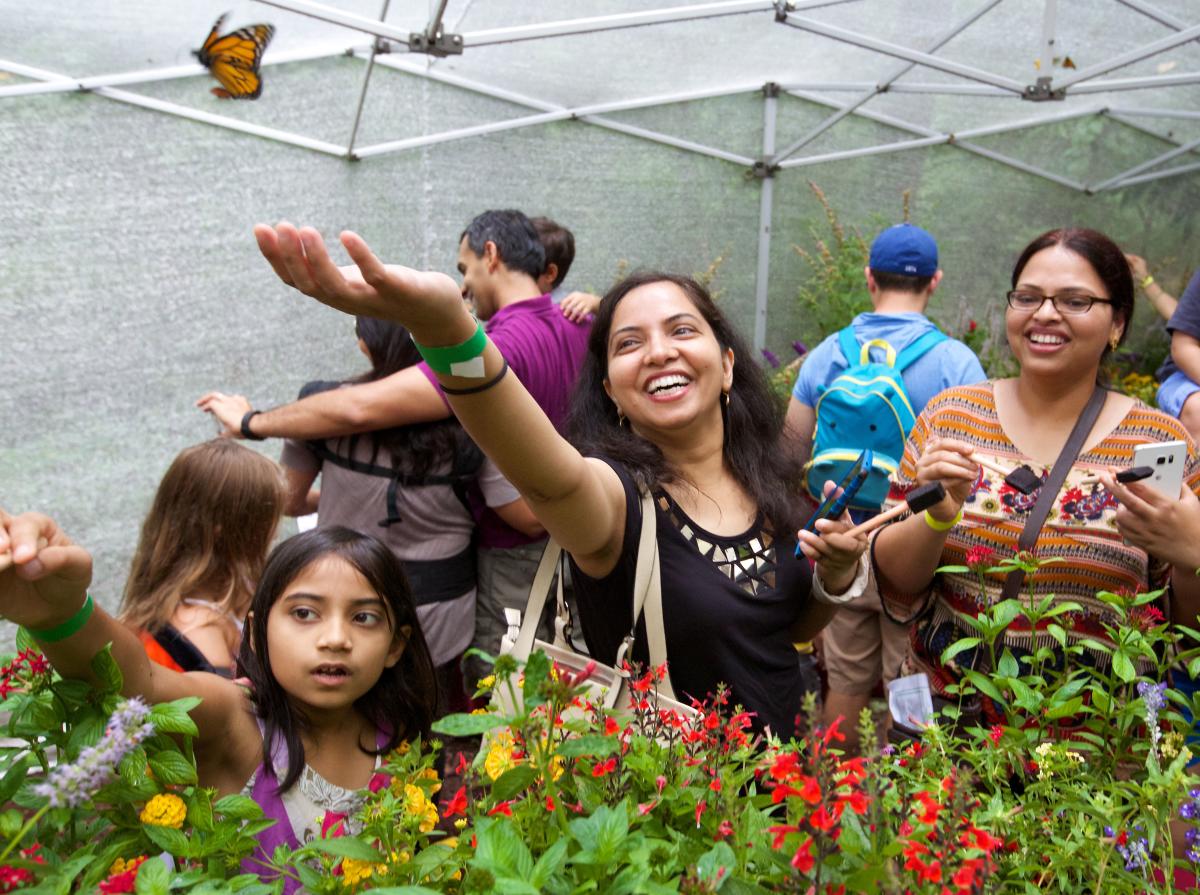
[0, 631, 275, 895]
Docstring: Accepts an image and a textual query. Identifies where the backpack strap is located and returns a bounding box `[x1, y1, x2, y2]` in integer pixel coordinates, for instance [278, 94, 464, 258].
[836, 326, 861, 367]
[894, 329, 948, 371]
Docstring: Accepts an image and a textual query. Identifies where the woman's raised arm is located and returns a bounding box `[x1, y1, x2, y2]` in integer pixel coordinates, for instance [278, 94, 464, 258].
[255, 223, 626, 570]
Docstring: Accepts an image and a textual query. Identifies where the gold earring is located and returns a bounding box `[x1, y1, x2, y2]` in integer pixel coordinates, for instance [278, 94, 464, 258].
[617, 410, 628, 428]
[722, 391, 730, 408]
[1109, 333, 1120, 351]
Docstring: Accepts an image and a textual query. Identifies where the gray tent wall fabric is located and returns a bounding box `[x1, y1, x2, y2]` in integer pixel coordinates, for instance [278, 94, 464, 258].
[2, 0, 1199, 647]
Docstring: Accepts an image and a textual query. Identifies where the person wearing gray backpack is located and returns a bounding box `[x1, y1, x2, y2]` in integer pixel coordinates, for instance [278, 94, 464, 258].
[785, 222, 986, 750]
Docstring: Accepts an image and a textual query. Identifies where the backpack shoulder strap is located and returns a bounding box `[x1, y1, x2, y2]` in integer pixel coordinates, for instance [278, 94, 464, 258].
[894, 329, 948, 371]
[836, 326, 861, 366]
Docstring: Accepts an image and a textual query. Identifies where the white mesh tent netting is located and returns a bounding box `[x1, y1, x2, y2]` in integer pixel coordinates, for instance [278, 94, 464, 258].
[2, 0, 1199, 636]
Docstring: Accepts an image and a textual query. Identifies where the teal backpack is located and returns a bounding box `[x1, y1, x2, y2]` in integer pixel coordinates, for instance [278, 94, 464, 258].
[805, 326, 947, 510]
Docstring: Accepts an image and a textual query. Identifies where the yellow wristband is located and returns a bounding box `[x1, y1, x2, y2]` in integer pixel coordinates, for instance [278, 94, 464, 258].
[1141, 275, 1155, 289]
[923, 508, 962, 532]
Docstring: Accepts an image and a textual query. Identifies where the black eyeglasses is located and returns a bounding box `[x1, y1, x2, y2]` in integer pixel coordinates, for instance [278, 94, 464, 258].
[1006, 290, 1112, 315]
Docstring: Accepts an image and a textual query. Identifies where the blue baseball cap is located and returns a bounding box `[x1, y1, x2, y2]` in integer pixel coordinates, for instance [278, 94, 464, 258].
[869, 223, 938, 277]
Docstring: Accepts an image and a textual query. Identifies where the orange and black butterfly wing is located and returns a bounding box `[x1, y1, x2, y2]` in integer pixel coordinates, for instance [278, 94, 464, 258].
[194, 16, 275, 100]
[207, 58, 264, 100]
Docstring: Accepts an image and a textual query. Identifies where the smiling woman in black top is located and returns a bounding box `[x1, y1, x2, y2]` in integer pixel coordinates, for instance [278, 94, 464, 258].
[252, 223, 869, 737]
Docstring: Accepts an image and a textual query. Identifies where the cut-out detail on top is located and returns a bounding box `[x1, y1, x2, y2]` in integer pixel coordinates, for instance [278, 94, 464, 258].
[656, 493, 778, 595]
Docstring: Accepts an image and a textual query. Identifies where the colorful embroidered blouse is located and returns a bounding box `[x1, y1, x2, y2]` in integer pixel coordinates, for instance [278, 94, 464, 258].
[878, 383, 1200, 709]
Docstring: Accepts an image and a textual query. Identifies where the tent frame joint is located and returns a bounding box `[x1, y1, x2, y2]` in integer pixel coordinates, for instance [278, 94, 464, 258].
[750, 159, 779, 178]
[407, 30, 463, 56]
[1022, 75, 1066, 102]
[762, 80, 781, 98]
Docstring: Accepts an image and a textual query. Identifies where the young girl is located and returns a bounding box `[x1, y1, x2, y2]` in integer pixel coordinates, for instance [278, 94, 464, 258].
[0, 512, 437, 887]
[121, 439, 286, 676]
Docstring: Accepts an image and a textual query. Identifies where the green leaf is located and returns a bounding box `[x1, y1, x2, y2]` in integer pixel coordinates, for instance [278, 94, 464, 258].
[214, 794, 265, 820]
[961, 669, 1006, 705]
[1111, 651, 1136, 682]
[187, 790, 214, 832]
[368, 888, 445, 895]
[134, 856, 170, 895]
[939, 637, 981, 666]
[996, 649, 1020, 678]
[472, 817, 534, 880]
[14, 628, 36, 655]
[431, 712, 502, 736]
[1045, 697, 1084, 720]
[148, 701, 199, 737]
[556, 734, 620, 759]
[142, 823, 191, 857]
[0, 755, 34, 804]
[149, 750, 198, 786]
[306, 836, 384, 863]
[90, 645, 124, 695]
[529, 838, 569, 889]
[490, 764, 539, 803]
[696, 841, 736, 888]
[523, 650, 551, 707]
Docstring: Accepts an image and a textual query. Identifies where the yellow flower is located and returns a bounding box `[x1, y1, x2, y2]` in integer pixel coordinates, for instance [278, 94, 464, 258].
[109, 856, 147, 875]
[340, 857, 387, 888]
[403, 783, 439, 833]
[1162, 731, 1185, 759]
[454, 818, 467, 830]
[140, 793, 186, 829]
[483, 731, 520, 781]
[476, 674, 495, 691]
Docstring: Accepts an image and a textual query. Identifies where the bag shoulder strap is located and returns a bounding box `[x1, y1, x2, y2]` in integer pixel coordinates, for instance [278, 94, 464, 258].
[1000, 386, 1109, 600]
[894, 329, 948, 371]
[836, 326, 861, 366]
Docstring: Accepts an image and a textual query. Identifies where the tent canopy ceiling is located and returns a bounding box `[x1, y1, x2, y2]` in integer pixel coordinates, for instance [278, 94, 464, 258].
[2, 0, 1198, 191]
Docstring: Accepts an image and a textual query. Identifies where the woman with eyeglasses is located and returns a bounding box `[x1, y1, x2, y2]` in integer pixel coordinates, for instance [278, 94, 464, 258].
[868, 227, 1200, 730]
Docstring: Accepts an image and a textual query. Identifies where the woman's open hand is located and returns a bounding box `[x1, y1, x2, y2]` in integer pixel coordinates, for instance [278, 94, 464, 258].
[254, 223, 474, 346]
[0, 510, 93, 631]
[915, 436, 979, 522]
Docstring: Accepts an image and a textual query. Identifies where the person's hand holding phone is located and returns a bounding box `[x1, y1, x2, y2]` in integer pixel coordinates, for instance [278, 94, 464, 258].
[1100, 472, 1200, 574]
[915, 436, 979, 523]
[796, 480, 869, 596]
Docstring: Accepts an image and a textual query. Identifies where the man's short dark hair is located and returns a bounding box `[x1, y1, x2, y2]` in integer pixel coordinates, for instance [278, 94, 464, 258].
[529, 217, 576, 289]
[460, 210, 545, 280]
[869, 270, 934, 294]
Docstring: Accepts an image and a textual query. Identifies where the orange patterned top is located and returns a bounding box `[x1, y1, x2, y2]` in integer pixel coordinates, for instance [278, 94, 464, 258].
[878, 382, 1200, 704]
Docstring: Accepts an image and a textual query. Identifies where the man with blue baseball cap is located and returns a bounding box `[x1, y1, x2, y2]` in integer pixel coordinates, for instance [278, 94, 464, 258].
[785, 222, 985, 751]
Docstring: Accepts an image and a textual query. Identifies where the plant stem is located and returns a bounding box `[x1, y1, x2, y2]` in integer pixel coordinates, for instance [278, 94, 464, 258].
[0, 805, 47, 863]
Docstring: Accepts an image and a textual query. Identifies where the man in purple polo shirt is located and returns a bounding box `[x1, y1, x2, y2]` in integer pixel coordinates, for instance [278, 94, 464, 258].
[197, 209, 591, 687]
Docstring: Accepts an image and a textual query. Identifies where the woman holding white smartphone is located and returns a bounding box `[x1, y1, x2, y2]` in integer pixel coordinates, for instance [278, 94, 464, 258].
[866, 227, 1200, 730]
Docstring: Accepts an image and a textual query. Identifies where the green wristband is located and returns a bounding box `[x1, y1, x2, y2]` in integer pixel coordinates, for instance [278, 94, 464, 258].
[28, 594, 94, 643]
[413, 321, 489, 378]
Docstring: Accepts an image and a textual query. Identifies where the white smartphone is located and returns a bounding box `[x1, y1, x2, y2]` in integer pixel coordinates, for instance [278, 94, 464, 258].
[1131, 440, 1188, 498]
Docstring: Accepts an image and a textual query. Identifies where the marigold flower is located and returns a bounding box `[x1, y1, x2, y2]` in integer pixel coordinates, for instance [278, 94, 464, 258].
[99, 856, 148, 894]
[340, 857, 386, 888]
[140, 793, 186, 829]
[403, 783, 439, 833]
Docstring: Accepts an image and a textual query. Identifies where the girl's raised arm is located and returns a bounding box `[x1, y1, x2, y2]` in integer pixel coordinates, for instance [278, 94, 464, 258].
[0, 509, 257, 758]
[255, 223, 626, 571]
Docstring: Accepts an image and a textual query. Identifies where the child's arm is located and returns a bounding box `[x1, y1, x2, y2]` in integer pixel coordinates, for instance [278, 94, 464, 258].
[1172, 331, 1200, 387]
[0, 510, 255, 756]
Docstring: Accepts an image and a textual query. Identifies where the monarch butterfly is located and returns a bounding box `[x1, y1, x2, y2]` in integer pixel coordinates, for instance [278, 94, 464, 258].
[193, 13, 275, 100]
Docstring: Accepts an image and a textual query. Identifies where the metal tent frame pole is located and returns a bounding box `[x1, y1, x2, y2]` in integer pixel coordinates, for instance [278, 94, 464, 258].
[752, 84, 779, 354]
[345, 0, 393, 158]
[1091, 134, 1200, 191]
[772, 0, 1003, 165]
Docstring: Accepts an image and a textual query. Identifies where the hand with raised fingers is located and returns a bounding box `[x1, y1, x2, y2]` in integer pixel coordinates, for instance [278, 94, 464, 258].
[559, 291, 600, 323]
[194, 391, 251, 438]
[254, 223, 472, 346]
[1100, 474, 1200, 573]
[1124, 253, 1149, 282]
[797, 483, 869, 594]
[914, 436, 979, 523]
[0, 509, 93, 631]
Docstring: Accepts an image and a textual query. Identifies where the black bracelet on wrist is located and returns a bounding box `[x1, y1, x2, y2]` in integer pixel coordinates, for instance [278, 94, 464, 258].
[240, 409, 265, 440]
[440, 359, 510, 396]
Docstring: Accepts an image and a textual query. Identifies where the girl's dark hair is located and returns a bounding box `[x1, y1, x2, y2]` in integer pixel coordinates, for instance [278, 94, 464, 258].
[1011, 228, 1135, 369]
[352, 316, 482, 480]
[567, 271, 805, 535]
[237, 526, 437, 793]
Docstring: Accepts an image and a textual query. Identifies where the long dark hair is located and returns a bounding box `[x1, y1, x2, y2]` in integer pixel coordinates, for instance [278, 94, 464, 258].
[352, 316, 482, 480]
[237, 527, 438, 793]
[1011, 228, 1134, 372]
[567, 271, 805, 535]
